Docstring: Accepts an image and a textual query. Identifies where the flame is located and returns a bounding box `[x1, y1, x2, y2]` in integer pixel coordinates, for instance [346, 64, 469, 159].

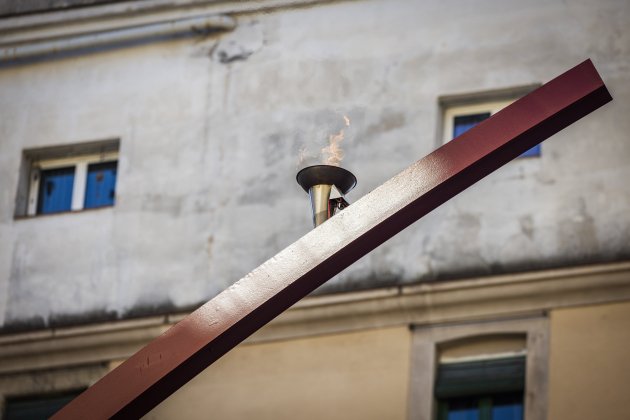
[297, 145, 308, 167]
[321, 115, 350, 166]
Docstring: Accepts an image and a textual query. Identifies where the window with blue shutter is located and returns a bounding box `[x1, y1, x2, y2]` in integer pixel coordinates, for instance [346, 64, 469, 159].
[436, 356, 525, 420]
[16, 140, 120, 217]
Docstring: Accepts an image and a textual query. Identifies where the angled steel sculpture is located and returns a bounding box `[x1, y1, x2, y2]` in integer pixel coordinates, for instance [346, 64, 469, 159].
[54, 59, 612, 419]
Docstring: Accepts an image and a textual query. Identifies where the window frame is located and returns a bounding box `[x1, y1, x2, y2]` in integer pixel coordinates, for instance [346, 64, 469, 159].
[435, 354, 526, 420]
[27, 151, 118, 216]
[407, 316, 549, 420]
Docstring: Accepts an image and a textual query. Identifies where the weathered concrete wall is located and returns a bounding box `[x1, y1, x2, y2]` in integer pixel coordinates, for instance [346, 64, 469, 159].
[548, 301, 630, 420]
[145, 326, 411, 420]
[0, 0, 629, 328]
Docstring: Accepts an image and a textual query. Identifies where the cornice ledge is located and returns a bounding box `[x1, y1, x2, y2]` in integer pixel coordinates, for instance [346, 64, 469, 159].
[258, 261, 630, 338]
[1, 261, 629, 374]
[0, 0, 340, 41]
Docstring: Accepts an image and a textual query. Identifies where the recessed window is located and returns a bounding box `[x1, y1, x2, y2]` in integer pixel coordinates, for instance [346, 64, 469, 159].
[441, 89, 541, 158]
[15, 139, 119, 217]
[4, 389, 84, 420]
[435, 356, 526, 420]
[435, 334, 527, 420]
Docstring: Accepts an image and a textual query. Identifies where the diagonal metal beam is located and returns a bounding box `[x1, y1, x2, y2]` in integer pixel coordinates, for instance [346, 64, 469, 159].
[53, 59, 611, 419]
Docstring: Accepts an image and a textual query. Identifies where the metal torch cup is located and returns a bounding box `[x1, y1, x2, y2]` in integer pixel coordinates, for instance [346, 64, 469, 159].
[296, 165, 357, 228]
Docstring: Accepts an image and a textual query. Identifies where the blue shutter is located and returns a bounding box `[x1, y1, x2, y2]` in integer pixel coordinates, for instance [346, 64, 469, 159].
[453, 113, 491, 138]
[519, 144, 541, 157]
[453, 112, 540, 158]
[84, 161, 117, 209]
[37, 167, 75, 214]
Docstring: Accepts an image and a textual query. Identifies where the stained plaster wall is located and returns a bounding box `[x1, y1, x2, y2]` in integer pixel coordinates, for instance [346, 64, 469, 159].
[0, 0, 629, 329]
[548, 301, 630, 419]
[146, 326, 410, 420]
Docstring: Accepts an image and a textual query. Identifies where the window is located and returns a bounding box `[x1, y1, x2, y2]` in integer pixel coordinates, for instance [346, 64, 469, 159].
[408, 317, 547, 420]
[29, 153, 118, 215]
[435, 356, 526, 420]
[16, 139, 119, 217]
[4, 389, 83, 420]
[433, 334, 527, 420]
[441, 87, 541, 158]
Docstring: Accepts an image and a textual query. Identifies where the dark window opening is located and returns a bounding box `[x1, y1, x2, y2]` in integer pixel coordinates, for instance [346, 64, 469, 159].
[4, 389, 84, 420]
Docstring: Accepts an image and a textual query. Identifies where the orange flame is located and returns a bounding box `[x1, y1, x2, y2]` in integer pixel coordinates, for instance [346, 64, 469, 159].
[321, 115, 350, 166]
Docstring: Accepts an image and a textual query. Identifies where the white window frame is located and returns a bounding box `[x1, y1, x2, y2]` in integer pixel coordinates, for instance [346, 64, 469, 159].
[442, 99, 514, 144]
[27, 151, 118, 216]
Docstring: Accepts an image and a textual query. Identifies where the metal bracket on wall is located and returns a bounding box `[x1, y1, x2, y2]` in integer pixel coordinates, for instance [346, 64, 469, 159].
[53, 59, 612, 419]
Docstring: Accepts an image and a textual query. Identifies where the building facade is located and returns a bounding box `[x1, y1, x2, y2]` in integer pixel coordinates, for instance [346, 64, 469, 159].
[0, 0, 629, 418]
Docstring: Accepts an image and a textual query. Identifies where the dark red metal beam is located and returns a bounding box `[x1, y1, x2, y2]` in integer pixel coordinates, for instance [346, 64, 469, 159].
[53, 59, 611, 419]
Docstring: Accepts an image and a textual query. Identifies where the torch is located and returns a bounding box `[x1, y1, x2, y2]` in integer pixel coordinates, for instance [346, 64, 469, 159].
[296, 164, 357, 228]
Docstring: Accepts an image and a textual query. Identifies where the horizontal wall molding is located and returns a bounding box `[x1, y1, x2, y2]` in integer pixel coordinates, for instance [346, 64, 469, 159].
[0, 261, 629, 375]
[0, 0, 339, 45]
[0, 13, 236, 62]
